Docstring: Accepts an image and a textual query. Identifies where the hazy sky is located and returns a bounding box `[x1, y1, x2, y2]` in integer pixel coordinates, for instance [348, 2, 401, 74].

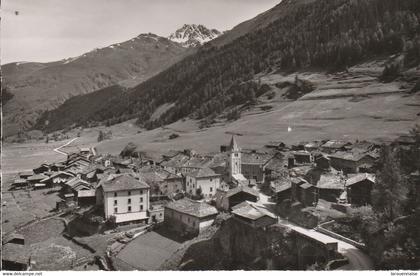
[1, 0, 279, 64]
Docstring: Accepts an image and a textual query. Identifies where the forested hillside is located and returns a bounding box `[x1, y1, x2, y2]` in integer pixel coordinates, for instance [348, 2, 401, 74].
[35, 0, 420, 133]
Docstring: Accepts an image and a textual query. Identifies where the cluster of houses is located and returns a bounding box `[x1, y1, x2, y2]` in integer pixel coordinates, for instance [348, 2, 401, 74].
[10, 136, 383, 238]
[269, 139, 381, 211]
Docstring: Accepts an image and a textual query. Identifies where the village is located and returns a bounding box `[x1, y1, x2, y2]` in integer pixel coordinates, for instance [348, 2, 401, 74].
[2, 134, 418, 271]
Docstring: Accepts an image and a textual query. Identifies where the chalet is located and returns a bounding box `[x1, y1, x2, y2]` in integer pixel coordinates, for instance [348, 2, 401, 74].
[164, 198, 218, 236]
[231, 201, 277, 228]
[316, 173, 345, 203]
[63, 177, 96, 205]
[265, 141, 286, 150]
[2, 243, 30, 270]
[207, 153, 227, 177]
[264, 155, 287, 184]
[270, 178, 292, 203]
[241, 151, 273, 183]
[314, 154, 330, 170]
[27, 174, 48, 185]
[291, 178, 316, 207]
[33, 164, 50, 174]
[80, 165, 106, 183]
[346, 173, 375, 206]
[293, 151, 313, 164]
[50, 163, 65, 172]
[11, 178, 28, 190]
[140, 168, 183, 199]
[96, 174, 150, 224]
[329, 152, 377, 174]
[41, 171, 75, 187]
[321, 140, 351, 153]
[179, 156, 212, 175]
[159, 153, 190, 174]
[215, 185, 259, 211]
[19, 171, 34, 179]
[185, 167, 221, 199]
[304, 141, 322, 152]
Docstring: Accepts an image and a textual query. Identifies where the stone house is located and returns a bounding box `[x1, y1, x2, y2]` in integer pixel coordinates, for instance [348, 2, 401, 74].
[164, 198, 218, 236]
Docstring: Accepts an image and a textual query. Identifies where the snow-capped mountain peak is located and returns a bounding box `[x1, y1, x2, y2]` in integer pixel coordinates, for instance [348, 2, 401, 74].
[168, 24, 221, 47]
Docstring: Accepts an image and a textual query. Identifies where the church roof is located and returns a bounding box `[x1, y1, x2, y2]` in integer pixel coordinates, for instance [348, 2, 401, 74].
[229, 136, 240, 152]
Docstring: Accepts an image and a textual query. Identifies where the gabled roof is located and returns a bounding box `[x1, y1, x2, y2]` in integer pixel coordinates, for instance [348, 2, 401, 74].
[100, 174, 149, 192]
[225, 185, 259, 198]
[232, 201, 276, 220]
[27, 174, 48, 181]
[322, 140, 351, 149]
[346, 173, 375, 186]
[186, 167, 220, 178]
[65, 177, 90, 189]
[241, 151, 273, 165]
[19, 171, 34, 177]
[300, 183, 314, 189]
[165, 198, 218, 218]
[316, 173, 345, 190]
[41, 171, 74, 183]
[270, 178, 292, 193]
[329, 151, 376, 162]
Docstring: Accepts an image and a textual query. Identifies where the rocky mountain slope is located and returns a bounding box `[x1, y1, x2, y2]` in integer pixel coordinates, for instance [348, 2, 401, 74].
[2, 33, 192, 136]
[33, 0, 420, 135]
[168, 24, 221, 48]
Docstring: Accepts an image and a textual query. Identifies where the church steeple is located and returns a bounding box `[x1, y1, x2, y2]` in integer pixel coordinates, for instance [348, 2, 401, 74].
[227, 135, 241, 182]
[229, 135, 240, 152]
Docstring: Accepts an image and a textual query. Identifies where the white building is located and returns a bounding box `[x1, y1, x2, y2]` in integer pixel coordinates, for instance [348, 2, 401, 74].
[226, 136, 247, 184]
[96, 174, 150, 224]
[185, 167, 221, 199]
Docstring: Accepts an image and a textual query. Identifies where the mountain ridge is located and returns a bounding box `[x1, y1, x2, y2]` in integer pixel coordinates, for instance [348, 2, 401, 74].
[168, 24, 221, 47]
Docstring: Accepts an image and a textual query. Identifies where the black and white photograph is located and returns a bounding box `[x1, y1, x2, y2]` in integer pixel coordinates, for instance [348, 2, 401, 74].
[1, 0, 420, 273]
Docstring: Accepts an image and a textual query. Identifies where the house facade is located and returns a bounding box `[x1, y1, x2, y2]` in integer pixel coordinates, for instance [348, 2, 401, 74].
[96, 174, 150, 224]
[185, 167, 221, 199]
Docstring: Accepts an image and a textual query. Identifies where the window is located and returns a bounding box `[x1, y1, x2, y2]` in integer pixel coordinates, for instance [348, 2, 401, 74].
[114, 207, 118, 214]
[140, 197, 143, 203]
[128, 198, 131, 204]
[140, 205, 143, 211]
[159, 213, 162, 217]
[210, 187, 213, 192]
[114, 192, 117, 197]
[128, 191, 131, 196]
[114, 200, 117, 206]
[128, 206, 132, 212]
[210, 178, 213, 181]
[140, 190, 143, 195]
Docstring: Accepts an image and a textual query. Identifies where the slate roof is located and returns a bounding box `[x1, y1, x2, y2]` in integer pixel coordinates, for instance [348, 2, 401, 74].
[2, 243, 30, 264]
[181, 156, 212, 168]
[316, 174, 345, 190]
[165, 198, 218, 218]
[225, 185, 259, 198]
[231, 201, 276, 220]
[300, 183, 314, 189]
[100, 174, 149, 192]
[328, 151, 375, 162]
[322, 140, 351, 149]
[19, 171, 34, 177]
[241, 151, 273, 165]
[185, 167, 220, 178]
[346, 173, 375, 186]
[27, 174, 48, 181]
[65, 177, 90, 189]
[270, 178, 292, 193]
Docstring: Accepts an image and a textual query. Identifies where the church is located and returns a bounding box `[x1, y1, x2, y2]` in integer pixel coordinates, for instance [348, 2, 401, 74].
[226, 136, 248, 185]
